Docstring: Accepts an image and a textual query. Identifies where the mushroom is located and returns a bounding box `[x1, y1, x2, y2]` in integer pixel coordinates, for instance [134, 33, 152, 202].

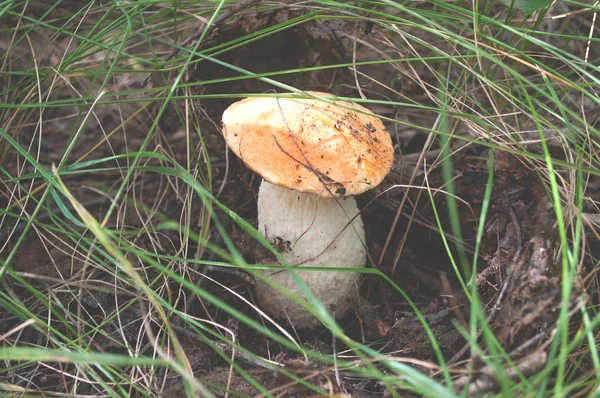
[221, 91, 394, 327]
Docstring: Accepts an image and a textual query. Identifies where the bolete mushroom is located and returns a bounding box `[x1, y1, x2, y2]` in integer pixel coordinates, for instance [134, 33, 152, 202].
[221, 91, 394, 327]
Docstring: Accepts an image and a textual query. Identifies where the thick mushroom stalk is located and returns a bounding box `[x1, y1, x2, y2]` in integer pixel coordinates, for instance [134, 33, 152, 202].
[221, 91, 394, 327]
[255, 180, 366, 327]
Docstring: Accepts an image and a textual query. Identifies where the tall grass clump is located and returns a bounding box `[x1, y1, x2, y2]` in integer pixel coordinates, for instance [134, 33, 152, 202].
[0, 0, 599, 396]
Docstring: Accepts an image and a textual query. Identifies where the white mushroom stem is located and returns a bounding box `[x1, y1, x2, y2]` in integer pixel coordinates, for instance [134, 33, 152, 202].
[254, 180, 367, 327]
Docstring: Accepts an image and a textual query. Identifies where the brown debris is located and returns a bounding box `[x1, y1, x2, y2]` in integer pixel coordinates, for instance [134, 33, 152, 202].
[454, 350, 548, 396]
[492, 235, 565, 349]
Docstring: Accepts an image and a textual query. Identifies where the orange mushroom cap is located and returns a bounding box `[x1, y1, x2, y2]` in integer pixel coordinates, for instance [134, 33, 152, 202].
[222, 91, 394, 198]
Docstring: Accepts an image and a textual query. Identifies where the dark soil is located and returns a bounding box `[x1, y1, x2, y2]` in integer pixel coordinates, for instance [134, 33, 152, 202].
[0, 4, 593, 398]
